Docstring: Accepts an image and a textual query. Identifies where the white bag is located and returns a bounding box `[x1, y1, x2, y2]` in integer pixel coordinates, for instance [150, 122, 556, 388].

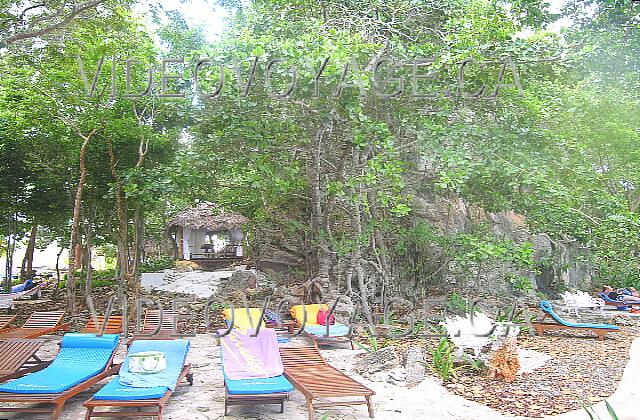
[128, 351, 167, 374]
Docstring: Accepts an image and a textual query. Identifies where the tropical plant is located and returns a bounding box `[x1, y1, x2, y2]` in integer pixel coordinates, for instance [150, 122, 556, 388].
[354, 329, 381, 353]
[429, 337, 460, 382]
[446, 292, 468, 315]
[583, 399, 619, 420]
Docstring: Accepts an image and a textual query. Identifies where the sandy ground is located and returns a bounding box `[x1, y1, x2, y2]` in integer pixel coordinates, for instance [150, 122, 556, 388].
[1, 334, 639, 420]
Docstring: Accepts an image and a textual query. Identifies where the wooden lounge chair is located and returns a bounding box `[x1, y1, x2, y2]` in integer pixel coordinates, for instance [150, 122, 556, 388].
[532, 300, 620, 341]
[291, 304, 353, 348]
[129, 310, 179, 342]
[0, 333, 121, 419]
[279, 345, 374, 420]
[0, 284, 43, 310]
[82, 315, 125, 335]
[83, 339, 193, 420]
[0, 311, 70, 339]
[0, 339, 52, 383]
[0, 314, 16, 332]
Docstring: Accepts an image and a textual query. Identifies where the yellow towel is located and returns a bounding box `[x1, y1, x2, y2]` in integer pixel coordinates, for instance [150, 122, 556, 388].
[222, 307, 265, 331]
[290, 304, 328, 326]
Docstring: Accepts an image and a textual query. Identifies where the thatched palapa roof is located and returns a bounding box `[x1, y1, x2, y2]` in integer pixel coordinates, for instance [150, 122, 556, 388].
[167, 202, 248, 231]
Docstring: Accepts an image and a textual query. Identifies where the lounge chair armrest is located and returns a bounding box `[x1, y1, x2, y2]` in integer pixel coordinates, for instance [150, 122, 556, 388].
[106, 363, 121, 375]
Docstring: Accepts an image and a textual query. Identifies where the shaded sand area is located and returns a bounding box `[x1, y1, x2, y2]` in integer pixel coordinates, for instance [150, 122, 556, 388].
[0, 331, 639, 420]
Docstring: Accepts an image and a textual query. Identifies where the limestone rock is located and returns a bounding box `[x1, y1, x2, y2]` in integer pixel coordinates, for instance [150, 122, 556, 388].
[405, 346, 426, 387]
[216, 270, 259, 298]
[354, 346, 400, 379]
[388, 367, 406, 385]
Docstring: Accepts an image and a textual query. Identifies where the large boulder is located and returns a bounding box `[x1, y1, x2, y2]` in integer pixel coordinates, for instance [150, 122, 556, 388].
[216, 269, 261, 299]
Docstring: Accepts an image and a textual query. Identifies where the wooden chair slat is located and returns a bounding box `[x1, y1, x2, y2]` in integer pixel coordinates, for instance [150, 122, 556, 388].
[82, 316, 124, 334]
[0, 311, 67, 339]
[279, 346, 374, 419]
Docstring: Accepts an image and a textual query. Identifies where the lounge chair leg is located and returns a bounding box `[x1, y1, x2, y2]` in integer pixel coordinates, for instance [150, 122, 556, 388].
[280, 399, 285, 413]
[533, 325, 544, 337]
[51, 403, 64, 420]
[84, 407, 93, 420]
[224, 399, 228, 416]
[187, 372, 194, 385]
[366, 395, 375, 418]
[306, 398, 315, 420]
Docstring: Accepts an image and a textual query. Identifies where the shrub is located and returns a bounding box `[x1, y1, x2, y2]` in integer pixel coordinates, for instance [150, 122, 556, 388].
[140, 256, 175, 273]
[446, 291, 468, 314]
[429, 337, 460, 382]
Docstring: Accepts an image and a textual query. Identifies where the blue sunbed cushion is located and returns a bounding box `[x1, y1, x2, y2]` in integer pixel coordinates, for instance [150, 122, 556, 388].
[304, 323, 350, 337]
[0, 333, 119, 394]
[540, 300, 620, 330]
[118, 339, 189, 391]
[225, 374, 293, 395]
[92, 376, 168, 400]
[597, 292, 630, 310]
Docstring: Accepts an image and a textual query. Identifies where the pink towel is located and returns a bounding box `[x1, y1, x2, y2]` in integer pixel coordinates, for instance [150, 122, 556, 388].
[220, 328, 284, 380]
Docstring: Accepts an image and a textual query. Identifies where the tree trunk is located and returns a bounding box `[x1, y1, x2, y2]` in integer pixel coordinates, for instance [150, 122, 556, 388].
[367, 191, 389, 306]
[130, 203, 144, 297]
[85, 205, 95, 297]
[67, 129, 96, 314]
[107, 137, 130, 288]
[176, 226, 184, 259]
[309, 120, 333, 297]
[350, 149, 375, 331]
[4, 215, 17, 292]
[351, 183, 375, 332]
[129, 135, 148, 296]
[52, 247, 64, 298]
[24, 224, 38, 279]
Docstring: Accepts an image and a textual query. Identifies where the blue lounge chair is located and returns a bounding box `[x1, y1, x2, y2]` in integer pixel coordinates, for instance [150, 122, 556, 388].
[533, 300, 620, 341]
[84, 339, 192, 420]
[225, 374, 294, 415]
[0, 333, 120, 419]
[597, 292, 630, 310]
[291, 304, 354, 348]
[221, 329, 294, 415]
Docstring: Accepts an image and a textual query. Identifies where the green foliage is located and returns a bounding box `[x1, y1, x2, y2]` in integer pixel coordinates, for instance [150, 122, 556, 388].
[354, 329, 381, 353]
[4, 0, 640, 315]
[140, 256, 176, 273]
[446, 292, 468, 314]
[583, 400, 619, 420]
[428, 337, 460, 382]
[89, 270, 117, 288]
[505, 273, 534, 293]
[464, 357, 484, 374]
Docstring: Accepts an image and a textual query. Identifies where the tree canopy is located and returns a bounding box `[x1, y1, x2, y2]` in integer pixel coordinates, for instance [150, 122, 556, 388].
[2, 0, 640, 310]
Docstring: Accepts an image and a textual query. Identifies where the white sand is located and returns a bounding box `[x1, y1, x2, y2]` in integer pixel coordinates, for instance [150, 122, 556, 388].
[1, 334, 638, 419]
